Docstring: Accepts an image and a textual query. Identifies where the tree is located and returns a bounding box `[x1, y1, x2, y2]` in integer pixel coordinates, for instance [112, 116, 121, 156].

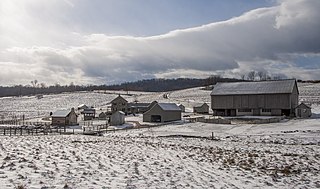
[31, 80, 38, 88]
[247, 71, 256, 81]
[257, 71, 268, 81]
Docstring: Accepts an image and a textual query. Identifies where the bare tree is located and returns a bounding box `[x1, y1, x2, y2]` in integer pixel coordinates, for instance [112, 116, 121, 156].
[247, 71, 256, 81]
[31, 79, 40, 88]
[240, 74, 246, 81]
[257, 71, 268, 81]
[40, 83, 46, 88]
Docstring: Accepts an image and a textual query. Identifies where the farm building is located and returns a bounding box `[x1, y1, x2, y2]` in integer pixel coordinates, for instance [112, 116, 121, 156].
[111, 95, 128, 114]
[77, 104, 88, 110]
[295, 103, 312, 118]
[177, 104, 185, 112]
[51, 108, 78, 126]
[110, 111, 125, 126]
[82, 108, 96, 121]
[98, 112, 107, 120]
[193, 103, 209, 114]
[211, 79, 299, 116]
[127, 102, 150, 114]
[143, 102, 181, 123]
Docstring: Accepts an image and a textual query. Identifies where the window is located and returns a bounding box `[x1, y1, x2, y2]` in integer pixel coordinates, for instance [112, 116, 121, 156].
[262, 109, 271, 112]
[238, 109, 252, 112]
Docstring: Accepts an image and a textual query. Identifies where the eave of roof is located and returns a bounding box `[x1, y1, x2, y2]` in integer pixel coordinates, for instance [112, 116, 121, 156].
[211, 79, 297, 96]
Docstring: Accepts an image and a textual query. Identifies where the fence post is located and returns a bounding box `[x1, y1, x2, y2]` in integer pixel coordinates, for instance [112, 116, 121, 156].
[3, 128, 5, 135]
[212, 132, 214, 140]
[20, 127, 23, 135]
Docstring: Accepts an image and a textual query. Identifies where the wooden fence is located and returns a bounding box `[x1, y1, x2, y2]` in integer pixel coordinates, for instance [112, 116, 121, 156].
[0, 126, 76, 136]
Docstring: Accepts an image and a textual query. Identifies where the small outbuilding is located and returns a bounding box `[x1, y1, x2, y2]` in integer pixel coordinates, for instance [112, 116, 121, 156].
[143, 102, 181, 123]
[127, 102, 150, 114]
[98, 112, 107, 120]
[51, 108, 78, 126]
[295, 103, 312, 118]
[193, 103, 209, 114]
[177, 104, 186, 112]
[110, 111, 125, 126]
[82, 108, 96, 121]
[78, 104, 88, 110]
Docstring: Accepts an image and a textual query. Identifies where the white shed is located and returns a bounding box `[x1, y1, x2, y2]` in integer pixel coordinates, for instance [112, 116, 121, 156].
[110, 111, 125, 126]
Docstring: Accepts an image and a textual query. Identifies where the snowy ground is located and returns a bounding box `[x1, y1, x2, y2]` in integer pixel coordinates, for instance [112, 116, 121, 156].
[0, 83, 320, 188]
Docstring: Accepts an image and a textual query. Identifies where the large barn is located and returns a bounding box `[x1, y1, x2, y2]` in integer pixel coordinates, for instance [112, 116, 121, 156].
[210, 79, 299, 116]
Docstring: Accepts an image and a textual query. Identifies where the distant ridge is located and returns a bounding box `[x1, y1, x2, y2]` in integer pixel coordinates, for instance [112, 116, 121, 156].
[0, 77, 240, 97]
[105, 77, 241, 92]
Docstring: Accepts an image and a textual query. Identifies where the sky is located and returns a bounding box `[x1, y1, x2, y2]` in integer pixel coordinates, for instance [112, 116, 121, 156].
[0, 0, 320, 86]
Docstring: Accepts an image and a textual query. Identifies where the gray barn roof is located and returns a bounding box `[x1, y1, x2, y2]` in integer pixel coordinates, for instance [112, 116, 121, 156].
[52, 109, 71, 117]
[211, 80, 297, 96]
[158, 103, 181, 111]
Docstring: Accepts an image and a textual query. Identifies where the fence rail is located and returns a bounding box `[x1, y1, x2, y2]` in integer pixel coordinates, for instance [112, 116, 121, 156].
[0, 125, 76, 136]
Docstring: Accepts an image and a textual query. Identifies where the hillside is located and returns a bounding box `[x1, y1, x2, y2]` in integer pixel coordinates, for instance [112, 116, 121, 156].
[0, 83, 319, 188]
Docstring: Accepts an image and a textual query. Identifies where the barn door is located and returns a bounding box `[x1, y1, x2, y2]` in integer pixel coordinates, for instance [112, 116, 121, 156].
[151, 115, 161, 122]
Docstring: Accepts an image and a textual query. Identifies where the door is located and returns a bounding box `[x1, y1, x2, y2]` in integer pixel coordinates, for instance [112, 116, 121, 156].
[151, 115, 161, 122]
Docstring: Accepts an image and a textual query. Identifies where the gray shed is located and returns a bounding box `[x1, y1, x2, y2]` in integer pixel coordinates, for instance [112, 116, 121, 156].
[193, 103, 209, 114]
[211, 80, 299, 116]
[98, 112, 107, 120]
[177, 104, 186, 112]
[51, 108, 78, 126]
[110, 111, 125, 126]
[143, 103, 181, 123]
[295, 103, 312, 118]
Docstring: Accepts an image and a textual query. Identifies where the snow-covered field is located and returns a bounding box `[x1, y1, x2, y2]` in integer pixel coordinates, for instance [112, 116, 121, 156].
[0, 83, 320, 188]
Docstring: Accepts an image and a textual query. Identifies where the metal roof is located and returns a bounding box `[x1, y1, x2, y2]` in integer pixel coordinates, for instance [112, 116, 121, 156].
[211, 80, 297, 96]
[52, 109, 71, 117]
[158, 103, 182, 111]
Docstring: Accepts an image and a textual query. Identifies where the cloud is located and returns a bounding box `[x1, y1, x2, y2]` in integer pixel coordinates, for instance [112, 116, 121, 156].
[0, 0, 320, 85]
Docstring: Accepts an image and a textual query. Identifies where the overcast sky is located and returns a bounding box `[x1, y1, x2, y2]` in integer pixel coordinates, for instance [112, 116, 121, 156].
[0, 0, 319, 86]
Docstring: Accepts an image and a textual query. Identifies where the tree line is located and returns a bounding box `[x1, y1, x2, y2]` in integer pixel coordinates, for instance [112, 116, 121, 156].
[0, 75, 316, 98]
[0, 77, 240, 97]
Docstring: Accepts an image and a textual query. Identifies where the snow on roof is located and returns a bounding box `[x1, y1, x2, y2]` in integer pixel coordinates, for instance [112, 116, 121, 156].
[211, 79, 297, 96]
[158, 103, 182, 111]
[111, 95, 128, 103]
[128, 103, 150, 108]
[193, 103, 208, 108]
[52, 109, 71, 117]
[296, 103, 311, 109]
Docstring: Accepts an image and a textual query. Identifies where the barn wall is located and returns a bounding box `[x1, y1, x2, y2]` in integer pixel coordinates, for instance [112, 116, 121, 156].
[52, 117, 66, 126]
[291, 84, 299, 110]
[212, 94, 291, 109]
[67, 112, 78, 125]
[163, 111, 181, 122]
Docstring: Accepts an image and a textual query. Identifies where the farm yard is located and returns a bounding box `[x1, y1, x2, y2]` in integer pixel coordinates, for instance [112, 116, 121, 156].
[0, 83, 319, 188]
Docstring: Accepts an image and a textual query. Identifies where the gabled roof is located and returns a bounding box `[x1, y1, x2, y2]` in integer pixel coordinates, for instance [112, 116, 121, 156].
[113, 111, 125, 115]
[296, 103, 311, 109]
[52, 109, 72, 117]
[128, 103, 150, 108]
[158, 103, 182, 111]
[193, 103, 208, 108]
[111, 95, 128, 103]
[211, 79, 297, 96]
